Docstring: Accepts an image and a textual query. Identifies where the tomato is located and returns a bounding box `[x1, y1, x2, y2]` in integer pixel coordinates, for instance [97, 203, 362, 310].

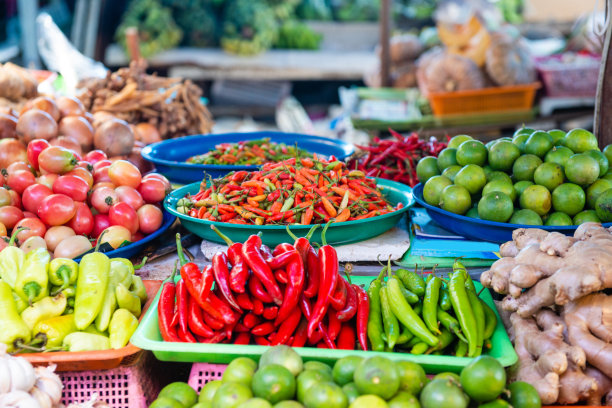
[92, 182, 115, 191]
[115, 186, 144, 210]
[0, 172, 4, 187]
[8, 189, 21, 208]
[38, 146, 78, 174]
[53, 175, 89, 202]
[22, 184, 53, 213]
[0, 187, 11, 207]
[90, 186, 117, 214]
[44, 225, 75, 252]
[7, 170, 36, 195]
[131, 231, 144, 242]
[14, 217, 47, 243]
[0, 222, 6, 237]
[99, 225, 131, 249]
[143, 173, 171, 190]
[6, 162, 32, 175]
[37, 194, 76, 226]
[92, 213, 110, 238]
[36, 173, 58, 190]
[138, 178, 167, 203]
[84, 150, 107, 165]
[65, 167, 94, 188]
[137, 204, 163, 234]
[77, 160, 93, 172]
[93, 160, 112, 172]
[108, 160, 142, 189]
[22, 211, 37, 218]
[0, 206, 24, 229]
[67, 201, 94, 236]
[109, 202, 139, 234]
[93, 166, 112, 184]
[27, 139, 51, 171]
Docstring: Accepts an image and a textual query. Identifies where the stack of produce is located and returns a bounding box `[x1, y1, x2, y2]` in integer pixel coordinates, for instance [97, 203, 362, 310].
[368, 259, 498, 357]
[149, 345, 541, 408]
[417, 128, 612, 225]
[160, 227, 369, 350]
[481, 222, 612, 405]
[0, 238, 146, 353]
[0, 63, 39, 110]
[348, 130, 447, 187]
[178, 157, 402, 225]
[0, 139, 170, 258]
[365, 33, 425, 89]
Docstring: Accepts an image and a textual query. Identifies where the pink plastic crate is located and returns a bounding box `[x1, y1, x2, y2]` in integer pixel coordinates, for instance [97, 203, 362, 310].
[535, 53, 601, 98]
[188, 363, 227, 393]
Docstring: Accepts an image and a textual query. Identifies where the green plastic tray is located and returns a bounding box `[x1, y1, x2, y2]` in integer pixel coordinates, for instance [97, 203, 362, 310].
[163, 178, 415, 247]
[131, 276, 517, 373]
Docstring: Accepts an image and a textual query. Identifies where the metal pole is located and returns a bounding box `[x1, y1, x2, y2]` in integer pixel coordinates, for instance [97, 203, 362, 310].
[595, 0, 612, 145]
[380, 0, 391, 87]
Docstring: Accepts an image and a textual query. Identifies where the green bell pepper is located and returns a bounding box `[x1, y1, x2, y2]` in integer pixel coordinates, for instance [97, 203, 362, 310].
[109, 308, 139, 349]
[21, 293, 67, 329]
[94, 261, 120, 332]
[62, 332, 110, 352]
[115, 283, 141, 318]
[74, 240, 110, 330]
[49, 258, 78, 295]
[14, 247, 50, 304]
[0, 281, 31, 352]
[130, 276, 147, 303]
[0, 229, 24, 288]
[33, 314, 76, 348]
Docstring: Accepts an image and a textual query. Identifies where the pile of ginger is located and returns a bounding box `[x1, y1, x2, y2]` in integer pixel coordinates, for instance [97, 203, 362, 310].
[481, 223, 612, 405]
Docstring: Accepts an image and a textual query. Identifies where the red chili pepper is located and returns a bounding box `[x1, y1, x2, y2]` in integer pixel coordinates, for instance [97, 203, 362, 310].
[208, 291, 239, 325]
[303, 249, 320, 298]
[253, 336, 271, 346]
[234, 332, 250, 345]
[176, 279, 190, 336]
[337, 325, 356, 350]
[212, 252, 241, 310]
[354, 284, 370, 351]
[274, 269, 288, 285]
[260, 244, 274, 263]
[337, 282, 357, 322]
[236, 292, 254, 310]
[249, 275, 274, 303]
[263, 306, 279, 320]
[158, 263, 180, 342]
[202, 309, 224, 330]
[275, 251, 304, 326]
[243, 313, 260, 329]
[319, 323, 336, 349]
[267, 249, 298, 269]
[234, 323, 249, 332]
[271, 308, 302, 346]
[330, 278, 348, 311]
[272, 243, 294, 256]
[178, 326, 196, 343]
[187, 297, 214, 338]
[199, 331, 227, 344]
[327, 310, 341, 341]
[299, 295, 312, 319]
[243, 234, 283, 305]
[252, 298, 264, 315]
[291, 320, 308, 347]
[252, 322, 275, 336]
[211, 226, 249, 293]
[170, 310, 179, 328]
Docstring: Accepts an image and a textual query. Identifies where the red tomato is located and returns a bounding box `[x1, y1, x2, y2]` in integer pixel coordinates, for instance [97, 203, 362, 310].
[93, 166, 112, 184]
[6, 162, 32, 175]
[90, 187, 117, 214]
[92, 182, 115, 191]
[131, 231, 144, 242]
[77, 161, 93, 172]
[115, 186, 144, 210]
[84, 150, 107, 165]
[137, 204, 163, 234]
[92, 213, 110, 238]
[99, 225, 131, 249]
[108, 160, 141, 189]
[143, 173, 171, 190]
[0, 222, 6, 237]
[137, 178, 167, 203]
[0, 187, 10, 207]
[36, 173, 58, 190]
[0, 172, 4, 186]
[22, 211, 37, 218]
[8, 190, 21, 208]
[38, 146, 78, 174]
[65, 167, 94, 188]
[15, 217, 46, 243]
[93, 160, 111, 172]
[109, 202, 139, 234]
[22, 184, 53, 213]
[0, 206, 24, 229]
[7, 170, 36, 194]
[37, 194, 76, 226]
[67, 201, 94, 236]
[27, 139, 51, 171]
[53, 175, 89, 202]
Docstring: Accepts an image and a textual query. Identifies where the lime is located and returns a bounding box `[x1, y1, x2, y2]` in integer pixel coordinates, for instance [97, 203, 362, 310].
[238, 399, 273, 408]
[388, 391, 420, 408]
[513, 180, 533, 199]
[512, 154, 542, 181]
[199, 380, 222, 403]
[488, 141, 521, 171]
[342, 382, 360, 405]
[483, 179, 516, 202]
[454, 164, 487, 194]
[466, 207, 480, 218]
[544, 146, 573, 168]
[533, 162, 565, 191]
[193, 403, 213, 408]
[303, 382, 347, 408]
[297, 370, 332, 403]
[584, 149, 609, 176]
[149, 397, 185, 408]
[564, 128, 599, 153]
[478, 192, 514, 222]
[460, 356, 506, 402]
[603, 144, 612, 164]
[436, 148, 458, 172]
[507, 381, 541, 408]
[519, 185, 551, 216]
[549, 129, 566, 145]
[512, 134, 529, 153]
[439, 185, 471, 215]
[486, 140, 498, 150]
[513, 127, 535, 138]
[448, 134, 473, 149]
[259, 345, 303, 376]
[158, 382, 198, 408]
[395, 360, 427, 395]
[303, 361, 332, 377]
[595, 188, 612, 222]
[441, 165, 461, 182]
[586, 179, 612, 208]
[456, 140, 488, 166]
[417, 157, 441, 184]
[223, 357, 258, 387]
[552, 183, 585, 216]
[524, 131, 553, 158]
[252, 364, 296, 404]
[274, 402, 304, 408]
[604, 172, 612, 181]
[564, 153, 600, 186]
[354, 356, 400, 400]
[419, 379, 468, 408]
[423, 176, 452, 206]
[333, 356, 363, 386]
[478, 400, 512, 408]
[487, 171, 513, 185]
[544, 212, 573, 226]
[434, 372, 461, 383]
[212, 382, 253, 408]
[350, 395, 388, 408]
[509, 209, 543, 225]
[573, 210, 601, 225]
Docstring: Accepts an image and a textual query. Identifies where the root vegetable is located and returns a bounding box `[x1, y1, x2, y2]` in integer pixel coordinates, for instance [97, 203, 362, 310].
[16, 109, 58, 143]
[0, 139, 27, 169]
[94, 118, 134, 157]
[58, 116, 94, 151]
[0, 113, 17, 139]
[20, 96, 60, 122]
[56, 96, 85, 118]
[134, 122, 161, 144]
[49, 136, 82, 156]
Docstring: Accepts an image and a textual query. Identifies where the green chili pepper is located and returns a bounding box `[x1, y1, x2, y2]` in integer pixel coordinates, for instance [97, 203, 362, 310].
[33, 314, 76, 348]
[74, 239, 110, 330]
[396, 324, 413, 345]
[439, 288, 452, 311]
[115, 283, 141, 318]
[437, 309, 468, 343]
[280, 196, 294, 212]
[467, 289, 485, 357]
[449, 271, 478, 357]
[109, 309, 139, 349]
[413, 301, 422, 316]
[380, 286, 400, 349]
[64, 307, 74, 315]
[0, 229, 24, 288]
[21, 293, 67, 330]
[423, 276, 442, 335]
[387, 278, 438, 347]
[426, 328, 454, 354]
[94, 262, 120, 332]
[367, 268, 386, 352]
[264, 178, 276, 190]
[410, 342, 428, 355]
[395, 268, 425, 297]
[406, 335, 422, 348]
[48, 258, 78, 295]
[455, 339, 468, 357]
[12, 290, 28, 314]
[481, 299, 497, 340]
[0, 281, 31, 351]
[62, 332, 110, 352]
[130, 276, 147, 303]
[395, 279, 419, 304]
[15, 247, 50, 304]
[83, 324, 107, 337]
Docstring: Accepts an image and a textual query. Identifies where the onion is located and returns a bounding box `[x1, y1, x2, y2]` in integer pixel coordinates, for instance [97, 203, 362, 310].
[94, 118, 135, 157]
[16, 109, 58, 143]
[20, 236, 47, 253]
[56, 96, 85, 118]
[0, 113, 17, 139]
[83, 111, 94, 124]
[44, 225, 76, 252]
[49, 136, 83, 156]
[0, 107, 18, 117]
[128, 146, 153, 174]
[20, 96, 60, 122]
[92, 111, 115, 128]
[58, 115, 94, 151]
[134, 122, 162, 145]
[0, 139, 27, 169]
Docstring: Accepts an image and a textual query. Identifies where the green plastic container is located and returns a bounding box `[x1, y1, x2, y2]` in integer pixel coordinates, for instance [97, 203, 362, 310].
[163, 178, 415, 247]
[131, 276, 517, 373]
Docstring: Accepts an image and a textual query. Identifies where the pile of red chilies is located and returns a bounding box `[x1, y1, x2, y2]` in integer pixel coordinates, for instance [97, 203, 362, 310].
[157, 225, 370, 350]
[350, 129, 447, 187]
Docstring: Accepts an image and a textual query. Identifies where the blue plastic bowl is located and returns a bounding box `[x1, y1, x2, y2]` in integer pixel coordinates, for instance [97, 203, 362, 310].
[413, 183, 612, 243]
[141, 131, 355, 184]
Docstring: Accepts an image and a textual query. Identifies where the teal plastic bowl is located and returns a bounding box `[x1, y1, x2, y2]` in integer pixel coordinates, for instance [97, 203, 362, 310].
[164, 178, 415, 247]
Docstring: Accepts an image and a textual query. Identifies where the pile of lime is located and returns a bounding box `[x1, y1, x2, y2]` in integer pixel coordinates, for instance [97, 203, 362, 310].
[417, 129, 612, 225]
[149, 346, 540, 408]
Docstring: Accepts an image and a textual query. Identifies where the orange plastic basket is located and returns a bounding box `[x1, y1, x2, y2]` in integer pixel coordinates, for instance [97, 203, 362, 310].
[427, 83, 540, 116]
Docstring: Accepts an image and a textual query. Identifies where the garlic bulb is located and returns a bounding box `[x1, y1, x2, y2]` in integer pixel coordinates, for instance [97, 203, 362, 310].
[0, 390, 42, 408]
[0, 344, 37, 393]
[33, 365, 62, 405]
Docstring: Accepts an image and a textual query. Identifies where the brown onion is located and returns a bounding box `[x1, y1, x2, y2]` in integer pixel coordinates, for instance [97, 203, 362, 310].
[44, 225, 75, 252]
[0, 107, 18, 117]
[0, 113, 17, 139]
[0, 139, 27, 169]
[134, 122, 162, 145]
[16, 109, 58, 143]
[20, 96, 60, 122]
[128, 146, 153, 174]
[49, 136, 83, 156]
[58, 115, 94, 151]
[56, 96, 85, 118]
[92, 111, 115, 128]
[83, 111, 94, 124]
[94, 118, 135, 157]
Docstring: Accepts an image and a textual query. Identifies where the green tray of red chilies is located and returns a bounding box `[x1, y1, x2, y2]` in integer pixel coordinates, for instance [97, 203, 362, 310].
[131, 275, 516, 373]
